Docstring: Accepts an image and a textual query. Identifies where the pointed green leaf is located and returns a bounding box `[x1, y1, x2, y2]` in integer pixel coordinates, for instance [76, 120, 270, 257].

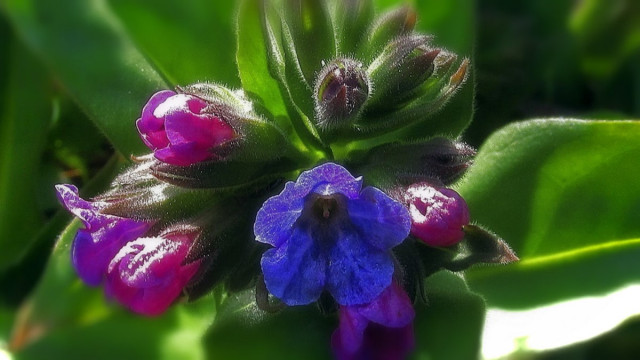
[236, 0, 289, 124]
[412, 271, 485, 360]
[282, 0, 336, 86]
[2, 0, 168, 156]
[108, 0, 240, 87]
[236, 0, 327, 158]
[332, 0, 374, 56]
[0, 38, 50, 273]
[457, 119, 640, 309]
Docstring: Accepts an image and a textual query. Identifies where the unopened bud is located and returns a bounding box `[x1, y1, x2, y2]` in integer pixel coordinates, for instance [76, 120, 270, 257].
[314, 58, 370, 129]
[136, 89, 237, 167]
[419, 138, 476, 185]
[356, 138, 476, 188]
[364, 6, 417, 61]
[443, 225, 519, 272]
[334, 0, 374, 54]
[136, 83, 298, 188]
[367, 35, 440, 111]
[404, 182, 470, 247]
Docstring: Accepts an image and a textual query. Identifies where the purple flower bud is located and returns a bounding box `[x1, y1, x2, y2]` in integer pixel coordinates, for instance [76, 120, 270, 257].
[136, 90, 236, 166]
[404, 183, 470, 247]
[331, 282, 415, 360]
[55, 184, 152, 286]
[314, 58, 370, 128]
[105, 228, 200, 316]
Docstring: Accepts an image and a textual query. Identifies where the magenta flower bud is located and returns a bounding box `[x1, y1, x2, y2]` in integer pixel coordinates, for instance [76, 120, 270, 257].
[404, 182, 470, 247]
[105, 227, 200, 316]
[55, 184, 152, 286]
[331, 282, 415, 360]
[136, 90, 236, 166]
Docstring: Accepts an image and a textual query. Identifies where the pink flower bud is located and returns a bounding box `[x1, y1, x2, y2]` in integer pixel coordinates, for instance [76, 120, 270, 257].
[404, 182, 470, 247]
[105, 228, 200, 316]
[136, 90, 236, 166]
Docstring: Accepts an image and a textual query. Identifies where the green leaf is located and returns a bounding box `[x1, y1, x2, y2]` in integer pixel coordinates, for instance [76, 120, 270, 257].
[236, 0, 289, 125]
[15, 305, 211, 360]
[411, 271, 485, 360]
[0, 38, 50, 273]
[1, 306, 13, 346]
[457, 119, 640, 309]
[108, 0, 240, 87]
[8, 220, 108, 352]
[206, 291, 334, 360]
[2, 0, 168, 156]
[206, 271, 484, 359]
[236, 0, 326, 159]
[281, 0, 336, 86]
[332, 0, 374, 55]
[372, 0, 402, 11]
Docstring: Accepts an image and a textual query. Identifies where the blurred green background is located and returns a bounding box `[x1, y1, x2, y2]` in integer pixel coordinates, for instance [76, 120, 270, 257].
[0, 0, 639, 359]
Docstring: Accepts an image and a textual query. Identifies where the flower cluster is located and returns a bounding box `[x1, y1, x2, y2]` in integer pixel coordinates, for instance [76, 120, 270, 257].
[55, 184, 200, 315]
[56, 0, 516, 358]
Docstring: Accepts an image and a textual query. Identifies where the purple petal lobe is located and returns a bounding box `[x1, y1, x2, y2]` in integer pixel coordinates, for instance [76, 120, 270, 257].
[55, 184, 105, 229]
[254, 182, 305, 247]
[261, 226, 326, 306]
[71, 220, 149, 286]
[354, 282, 415, 327]
[332, 308, 368, 356]
[347, 187, 411, 250]
[295, 163, 363, 199]
[56, 184, 151, 285]
[153, 143, 212, 167]
[137, 90, 175, 149]
[325, 225, 394, 306]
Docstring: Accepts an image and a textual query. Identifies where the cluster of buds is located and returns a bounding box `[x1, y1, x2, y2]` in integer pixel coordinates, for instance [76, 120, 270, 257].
[55, 184, 200, 315]
[56, 1, 515, 359]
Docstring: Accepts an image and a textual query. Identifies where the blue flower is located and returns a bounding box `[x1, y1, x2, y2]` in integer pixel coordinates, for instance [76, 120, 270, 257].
[254, 163, 411, 306]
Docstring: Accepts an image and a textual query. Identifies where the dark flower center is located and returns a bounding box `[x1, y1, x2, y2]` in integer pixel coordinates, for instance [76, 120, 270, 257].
[301, 193, 349, 228]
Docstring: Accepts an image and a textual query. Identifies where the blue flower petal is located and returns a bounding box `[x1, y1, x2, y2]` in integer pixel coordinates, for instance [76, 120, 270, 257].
[347, 187, 411, 251]
[255, 162, 412, 307]
[254, 182, 305, 247]
[296, 163, 362, 199]
[254, 163, 363, 247]
[326, 224, 395, 306]
[261, 226, 327, 305]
